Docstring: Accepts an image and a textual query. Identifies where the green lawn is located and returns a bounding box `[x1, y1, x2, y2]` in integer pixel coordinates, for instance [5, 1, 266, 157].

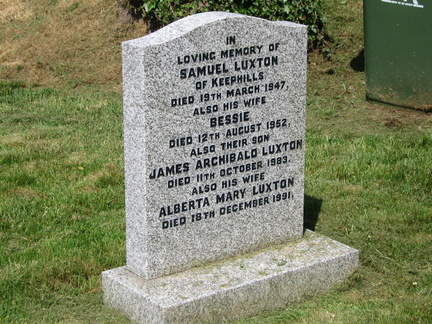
[0, 83, 129, 322]
[1, 73, 431, 324]
[1, 0, 432, 322]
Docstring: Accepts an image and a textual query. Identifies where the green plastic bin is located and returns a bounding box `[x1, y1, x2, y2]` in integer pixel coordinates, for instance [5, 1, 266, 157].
[364, 0, 432, 111]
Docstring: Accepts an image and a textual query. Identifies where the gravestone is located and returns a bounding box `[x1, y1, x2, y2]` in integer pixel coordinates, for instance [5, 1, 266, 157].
[102, 12, 358, 324]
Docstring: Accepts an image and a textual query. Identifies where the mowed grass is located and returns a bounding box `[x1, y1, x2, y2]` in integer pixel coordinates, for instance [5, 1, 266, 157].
[0, 82, 129, 322]
[1, 0, 432, 322]
[1, 79, 431, 323]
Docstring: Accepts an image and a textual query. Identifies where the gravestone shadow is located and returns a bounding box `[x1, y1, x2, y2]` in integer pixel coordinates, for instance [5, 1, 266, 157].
[303, 195, 322, 232]
[350, 49, 365, 72]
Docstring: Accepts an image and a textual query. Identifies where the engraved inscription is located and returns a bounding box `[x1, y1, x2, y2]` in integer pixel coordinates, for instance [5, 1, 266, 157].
[149, 35, 303, 230]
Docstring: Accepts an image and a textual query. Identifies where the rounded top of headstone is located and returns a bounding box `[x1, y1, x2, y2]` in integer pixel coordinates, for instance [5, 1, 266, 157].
[123, 11, 305, 48]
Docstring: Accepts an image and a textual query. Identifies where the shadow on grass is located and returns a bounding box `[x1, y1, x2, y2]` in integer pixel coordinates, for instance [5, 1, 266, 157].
[350, 49, 365, 72]
[303, 195, 322, 232]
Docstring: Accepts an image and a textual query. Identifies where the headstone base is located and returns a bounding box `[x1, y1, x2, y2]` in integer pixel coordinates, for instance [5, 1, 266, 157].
[102, 231, 358, 324]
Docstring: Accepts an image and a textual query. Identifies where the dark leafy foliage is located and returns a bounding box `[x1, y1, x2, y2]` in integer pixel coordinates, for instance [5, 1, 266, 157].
[120, 0, 330, 52]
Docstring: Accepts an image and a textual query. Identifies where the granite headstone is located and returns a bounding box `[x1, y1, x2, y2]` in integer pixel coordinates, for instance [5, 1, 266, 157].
[103, 12, 358, 324]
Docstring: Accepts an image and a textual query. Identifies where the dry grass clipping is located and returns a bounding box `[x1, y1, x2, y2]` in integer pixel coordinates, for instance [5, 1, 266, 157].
[0, 0, 148, 88]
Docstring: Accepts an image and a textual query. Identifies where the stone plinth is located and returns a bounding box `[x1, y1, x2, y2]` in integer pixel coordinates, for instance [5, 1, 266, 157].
[103, 231, 358, 324]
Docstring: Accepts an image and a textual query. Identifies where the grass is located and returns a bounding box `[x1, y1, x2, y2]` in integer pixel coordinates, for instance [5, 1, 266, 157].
[0, 82, 129, 322]
[0, 0, 148, 88]
[1, 0, 432, 323]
